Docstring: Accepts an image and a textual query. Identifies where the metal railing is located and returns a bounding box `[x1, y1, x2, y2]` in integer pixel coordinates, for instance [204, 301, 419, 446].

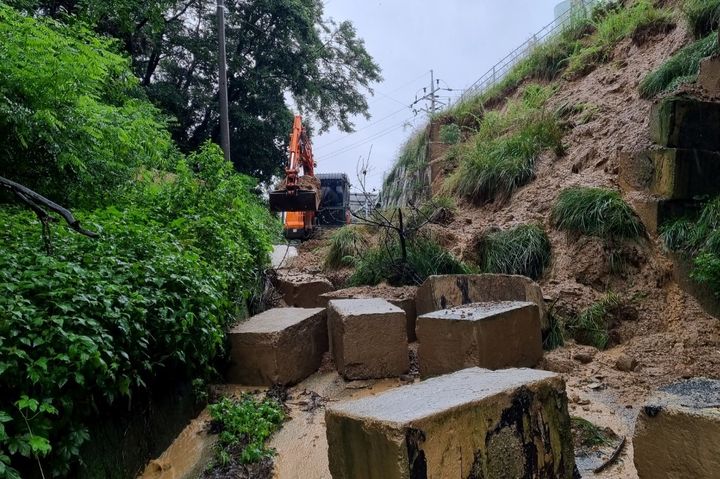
[450, 0, 602, 108]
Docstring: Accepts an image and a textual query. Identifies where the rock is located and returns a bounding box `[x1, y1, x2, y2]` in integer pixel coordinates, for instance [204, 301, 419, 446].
[650, 97, 720, 152]
[415, 274, 549, 331]
[634, 378, 720, 478]
[416, 301, 543, 378]
[698, 55, 720, 97]
[325, 368, 576, 479]
[227, 307, 327, 385]
[274, 271, 334, 308]
[615, 353, 638, 372]
[573, 352, 595, 364]
[327, 298, 409, 380]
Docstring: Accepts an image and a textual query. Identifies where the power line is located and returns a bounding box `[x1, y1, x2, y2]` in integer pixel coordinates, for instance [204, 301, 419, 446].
[314, 105, 409, 151]
[320, 118, 417, 158]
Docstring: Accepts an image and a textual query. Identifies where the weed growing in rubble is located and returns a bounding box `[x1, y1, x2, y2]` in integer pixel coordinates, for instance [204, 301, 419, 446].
[206, 395, 284, 470]
[551, 187, 644, 240]
[639, 33, 718, 98]
[324, 225, 368, 269]
[476, 224, 551, 280]
[444, 85, 563, 204]
[565, 0, 674, 78]
[683, 0, 720, 38]
[566, 293, 621, 349]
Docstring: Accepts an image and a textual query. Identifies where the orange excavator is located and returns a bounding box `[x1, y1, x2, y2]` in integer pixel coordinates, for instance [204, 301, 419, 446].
[269, 115, 320, 239]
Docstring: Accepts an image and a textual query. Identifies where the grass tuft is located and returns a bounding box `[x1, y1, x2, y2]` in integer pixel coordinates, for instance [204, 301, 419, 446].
[551, 187, 644, 240]
[477, 224, 551, 280]
[566, 292, 621, 349]
[323, 225, 368, 270]
[683, 0, 720, 39]
[639, 33, 718, 98]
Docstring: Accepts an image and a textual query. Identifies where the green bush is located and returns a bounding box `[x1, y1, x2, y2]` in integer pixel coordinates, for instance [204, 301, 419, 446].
[439, 123, 461, 144]
[639, 33, 718, 98]
[205, 395, 284, 472]
[551, 187, 644, 240]
[683, 0, 720, 38]
[349, 236, 469, 286]
[477, 224, 551, 280]
[324, 226, 368, 269]
[445, 85, 563, 203]
[565, 0, 674, 78]
[566, 293, 621, 349]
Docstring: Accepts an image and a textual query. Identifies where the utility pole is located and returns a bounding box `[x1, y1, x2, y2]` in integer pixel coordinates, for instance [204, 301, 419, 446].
[217, 0, 231, 163]
[430, 69, 436, 115]
[410, 70, 453, 118]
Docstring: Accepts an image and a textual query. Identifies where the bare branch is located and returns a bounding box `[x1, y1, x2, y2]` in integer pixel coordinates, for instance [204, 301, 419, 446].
[0, 176, 99, 238]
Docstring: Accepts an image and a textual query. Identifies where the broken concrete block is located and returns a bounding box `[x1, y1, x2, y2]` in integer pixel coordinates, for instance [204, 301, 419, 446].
[415, 274, 548, 331]
[619, 148, 720, 199]
[320, 286, 418, 341]
[416, 301, 542, 378]
[634, 378, 720, 478]
[650, 97, 720, 152]
[227, 307, 327, 386]
[699, 55, 720, 96]
[273, 271, 334, 308]
[628, 194, 702, 235]
[326, 367, 576, 479]
[328, 298, 409, 380]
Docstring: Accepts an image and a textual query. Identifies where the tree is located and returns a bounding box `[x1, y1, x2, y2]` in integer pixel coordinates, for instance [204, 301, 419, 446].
[9, 0, 382, 182]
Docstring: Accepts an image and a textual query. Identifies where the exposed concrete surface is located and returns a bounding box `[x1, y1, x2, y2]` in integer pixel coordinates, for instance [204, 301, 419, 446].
[634, 378, 720, 478]
[227, 308, 327, 386]
[320, 286, 418, 341]
[416, 301, 543, 377]
[415, 274, 549, 331]
[325, 367, 576, 479]
[274, 272, 334, 308]
[626, 194, 702, 235]
[649, 97, 720, 152]
[271, 245, 298, 269]
[699, 55, 720, 96]
[327, 299, 409, 380]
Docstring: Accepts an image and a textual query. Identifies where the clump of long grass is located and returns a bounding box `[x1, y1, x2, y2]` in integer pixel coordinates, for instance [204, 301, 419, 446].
[683, 0, 720, 39]
[444, 84, 564, 203]
[323, 225, 368, 270]
[639, 34, 718, 98]
[566, 292, 621, 349]
[551, 187, 644, 240]
[477, 224, 551, 280]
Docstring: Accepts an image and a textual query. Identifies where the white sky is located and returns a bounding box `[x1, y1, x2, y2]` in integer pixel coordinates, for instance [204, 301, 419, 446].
[312, 0, 562, 192]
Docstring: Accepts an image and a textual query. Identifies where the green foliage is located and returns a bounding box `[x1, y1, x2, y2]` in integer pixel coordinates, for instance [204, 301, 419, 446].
[571, 417, 615, 448]
[661, 197, 720, 295]
[0, 4, 175, 207]
[439, 124, 461, 144]
[477, 224, 551, 280]
[683, 0, 720, 38]
[445, 85, 563, 203]
[207, 395, 284, 469]
[349, 236, 470, 287]
[544, 309, 566, 351]
[551, 187, 644, 240]
[566, 293, 621, 349]
[324, 226, 368, 270]
[565, 0, 674, 78]
[639, 33, 718, 98]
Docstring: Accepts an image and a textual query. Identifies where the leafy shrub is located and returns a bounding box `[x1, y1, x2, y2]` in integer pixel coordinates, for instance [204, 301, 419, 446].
[445, 85, 563, 203]
[477, 224, 551, 280]
[565, 0, 674, 78]
[551, 187, 644, 240]
[639, 33, 718, 98]
[565, 293, 621, 349]
[349, 236, 470, 286]
[324, 226, 368, 269]
[683, 0, 720, 38]
[205, 395, 285, 472]
[439, 123, 461, 144]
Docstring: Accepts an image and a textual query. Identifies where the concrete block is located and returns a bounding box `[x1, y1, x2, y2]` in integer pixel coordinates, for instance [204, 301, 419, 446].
[227, 307, 327, 386]
[274, 271, 334, 308]
[415, 274, 548, 331]
[417, 302, 542, 378]
[619, 148, 720, 199]
[629, 195, 702, 235]
[320, 286, 418, 341]
[328, 299, 409, 380]
[699, 55, 720, 96]
[634, 378, 720, 478]
[650, 97, 720, 152]
[326, 367, 576, 479]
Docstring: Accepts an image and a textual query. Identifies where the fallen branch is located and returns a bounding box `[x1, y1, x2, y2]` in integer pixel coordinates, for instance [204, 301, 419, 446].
[593, 436, 626, 474]
[0, 175, 98, 238]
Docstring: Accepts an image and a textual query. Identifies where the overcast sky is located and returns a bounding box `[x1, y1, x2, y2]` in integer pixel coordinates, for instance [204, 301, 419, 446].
[311, 0, 563, 192]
